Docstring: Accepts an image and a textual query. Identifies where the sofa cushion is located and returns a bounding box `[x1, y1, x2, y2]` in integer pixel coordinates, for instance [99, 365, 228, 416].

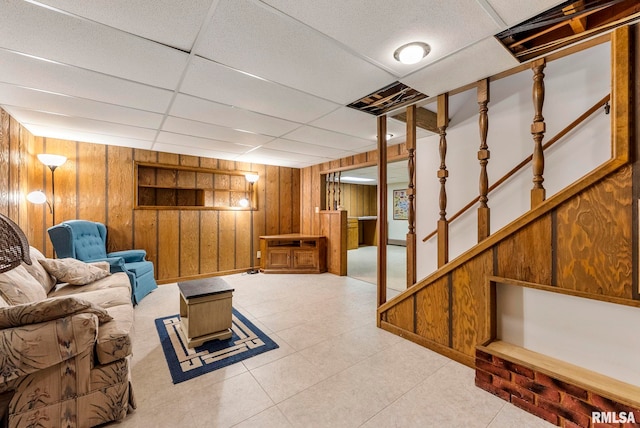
[123, 261, 153, 276]
[0, 265, 47, 304]
[40, 258, 111, 286]
[50, 272, 131, 299]
[0, 296, 112, 328]
[95, 303, 133, 365]
[21, 247, 56, 294]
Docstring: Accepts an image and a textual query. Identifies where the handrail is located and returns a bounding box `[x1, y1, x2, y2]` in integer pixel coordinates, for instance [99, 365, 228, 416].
[422, 93, 610, 242]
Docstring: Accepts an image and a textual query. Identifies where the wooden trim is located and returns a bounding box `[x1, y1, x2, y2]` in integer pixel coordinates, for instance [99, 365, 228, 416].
[156, 268, 250, 285]
[135, 161, 257, 177]
[479, 341, 640, 410]
[380, 321, 474, 368]
[489, 276, 640, 308]
[377, 115, 388, 309]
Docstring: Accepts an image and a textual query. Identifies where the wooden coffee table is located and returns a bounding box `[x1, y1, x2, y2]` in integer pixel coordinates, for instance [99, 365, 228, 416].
[177, 277, 235, 348]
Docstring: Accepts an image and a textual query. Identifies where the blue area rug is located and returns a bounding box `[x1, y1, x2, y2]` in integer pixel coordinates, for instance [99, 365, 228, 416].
[154, 308, 279, 384]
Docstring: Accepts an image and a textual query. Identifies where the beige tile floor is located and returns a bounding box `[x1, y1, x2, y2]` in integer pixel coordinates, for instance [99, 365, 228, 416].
[348, 245, 407, 292]
[112, 272, 553, 428]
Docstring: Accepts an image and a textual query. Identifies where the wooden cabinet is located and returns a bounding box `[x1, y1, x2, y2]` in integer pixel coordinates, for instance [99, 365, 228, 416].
[135, 162, 257, 210]
[347, 217, 359, 250]
[260, 234, 327, 274]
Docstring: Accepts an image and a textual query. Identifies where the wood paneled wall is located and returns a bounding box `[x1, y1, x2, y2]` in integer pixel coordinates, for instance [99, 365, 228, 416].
[300, 144, 408, 235]
[0, 108, 300, 283]
[339, 183, 377, 217]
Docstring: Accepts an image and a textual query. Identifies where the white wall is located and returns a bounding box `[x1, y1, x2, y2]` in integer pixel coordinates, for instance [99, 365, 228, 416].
[416, 41, 611, 279]
[388, 181, 409, 242]
[497, 283, 640, 386]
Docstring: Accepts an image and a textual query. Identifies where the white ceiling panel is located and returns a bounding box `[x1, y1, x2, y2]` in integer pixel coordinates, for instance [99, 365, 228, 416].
[170, 94, 300, 137]
[283, 126, 374, 151]
[21, 123, 153, 150]
[155, 132, 254, 154]
[36, 0, 217, 51]
[0, 83, 163, 128]
[152, 142, 239, 161]
[0, 49, 173, 113]
[162, 116, 272, 147]
[309, 107, 416, 141]
[236, 146, 330, 164]
[5, 107, 157, 141]
[262, 138, 356, 158]
[0, 0, 188, 89]
[261, 0, 500, 76]
[401, 37, 519, 99]
[181, 57, 340, 123]
[195, 0, 396, 104]
[486, 0, 567, 26]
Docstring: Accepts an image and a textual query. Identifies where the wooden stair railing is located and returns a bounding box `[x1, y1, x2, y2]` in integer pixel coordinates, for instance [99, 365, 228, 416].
[421, 93, 611, 243]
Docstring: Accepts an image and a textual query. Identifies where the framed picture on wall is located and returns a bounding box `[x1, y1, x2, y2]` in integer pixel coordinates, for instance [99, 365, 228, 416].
[393, 189, 409, 220]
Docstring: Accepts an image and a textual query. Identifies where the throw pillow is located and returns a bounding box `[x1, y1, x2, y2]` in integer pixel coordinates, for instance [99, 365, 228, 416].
[39, 258, 111, 286]
[0, 265, 47, 305]
[21, 247, 57, 294]
[0, 296, 113, 328]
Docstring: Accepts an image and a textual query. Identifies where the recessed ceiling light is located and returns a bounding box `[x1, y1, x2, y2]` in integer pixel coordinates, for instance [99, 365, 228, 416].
[393, 42, 431, 65]
[340, 176, 376, 182]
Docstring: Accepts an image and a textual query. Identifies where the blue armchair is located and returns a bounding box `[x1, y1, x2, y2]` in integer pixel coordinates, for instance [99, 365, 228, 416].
[48, 220, 157, 304]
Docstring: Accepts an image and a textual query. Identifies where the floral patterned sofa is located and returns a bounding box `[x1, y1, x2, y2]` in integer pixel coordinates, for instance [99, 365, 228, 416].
[0, 214, 135, 428]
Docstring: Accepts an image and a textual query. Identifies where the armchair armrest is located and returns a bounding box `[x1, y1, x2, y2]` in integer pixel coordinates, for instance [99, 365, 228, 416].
[108, 249, 147, 263]
[83, 256, 126, 273]
[0, 313, 98, 383]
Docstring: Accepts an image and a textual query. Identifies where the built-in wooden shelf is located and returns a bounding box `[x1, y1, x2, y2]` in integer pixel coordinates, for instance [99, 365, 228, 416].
[135, 162, 257, 210]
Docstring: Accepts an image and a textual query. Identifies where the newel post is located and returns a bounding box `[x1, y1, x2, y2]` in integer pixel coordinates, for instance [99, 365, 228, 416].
[531, 58, 547, 208]
[437, 94, 449, 267]
[377, 115, 388, 308]
[406, 104, 417, 287]
[477, 79, 491, 241]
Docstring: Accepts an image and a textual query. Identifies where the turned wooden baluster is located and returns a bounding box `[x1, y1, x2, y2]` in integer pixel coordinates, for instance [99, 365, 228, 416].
[406, 105, 417, 287]
[331, 172, 337, 210]
[531, 59, 547, 207]
[477, 79, 490, 242]
[437, 94, 449, 267]
[337, 171, 342, 209]
[325, 173, 330, 210]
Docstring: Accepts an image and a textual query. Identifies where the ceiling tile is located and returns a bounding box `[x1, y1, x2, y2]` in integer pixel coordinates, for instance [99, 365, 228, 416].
[0, 49, 173, 113]
[401, 37, 519, 98]
[4, 107, 157, 141]
[21, 123, 153, 150]
[261, 0, 501, 76]
[283, 126, 374, 150]
[0, 83, 163, 128]
[36, 0, 217, 51]
[236, 147, 330, 166]
[152, 142, 239, 161]
[0, 0, 188, 89]
[309, 107, 412, 141]
[486, 0, 567, 26]
[262, 138, 356, 158]
[155, 132, 254, 154]
[181, 57, 340, 123]
[170, 94, 300, 137]
[162, 116, 272, 147]
[195, 0, 395, 104]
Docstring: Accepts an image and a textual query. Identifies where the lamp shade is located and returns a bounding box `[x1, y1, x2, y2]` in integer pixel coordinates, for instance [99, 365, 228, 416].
[26, 190, 47, 204]
[37, 153, 67, 167]
[245, 173, 259, 184]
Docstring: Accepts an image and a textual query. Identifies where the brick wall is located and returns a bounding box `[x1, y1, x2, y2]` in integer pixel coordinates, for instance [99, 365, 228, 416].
[475, 348, 640, 428]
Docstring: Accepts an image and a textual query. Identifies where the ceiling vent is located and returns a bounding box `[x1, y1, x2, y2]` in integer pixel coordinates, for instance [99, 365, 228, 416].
[346, 81, 428, 116]
[497, 0, 640, 62]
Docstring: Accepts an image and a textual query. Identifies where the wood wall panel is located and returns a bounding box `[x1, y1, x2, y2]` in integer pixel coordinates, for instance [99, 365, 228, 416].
[0, 110, 9, 217]
[106, 146, 134, 251]
[452, 251, 493, 356]
[338, 183, 377, 218]
[556, 165, 633, 298]
[265, 165, 280, 236]
[496, 215, 552, 284]
[134, 209, 158, 277]
[158, 210, 179, 280]
[78, 142, 106, 224]
[385, 296, 414, 332]
[319, 210, 347, 275]
[180, 211, 200, 277]
[200, 211, 218, 273]
[26, 135, 47, 252]
[415, 276, 449, 345]
[218, 211, 236, 271]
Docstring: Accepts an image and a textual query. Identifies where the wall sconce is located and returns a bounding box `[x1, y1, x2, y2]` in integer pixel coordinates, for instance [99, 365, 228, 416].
[28, 153, 67, 224]
[245, 173, 259, 274]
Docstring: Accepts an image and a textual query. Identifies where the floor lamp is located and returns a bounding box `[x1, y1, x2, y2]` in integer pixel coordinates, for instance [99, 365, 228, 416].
[26, 154, 66, 225]
[245, 173, 259, 274]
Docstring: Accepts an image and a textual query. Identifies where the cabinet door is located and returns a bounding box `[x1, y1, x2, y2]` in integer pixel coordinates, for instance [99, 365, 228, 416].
[268, 249, 291, 268]
[292, 249, 318, 269]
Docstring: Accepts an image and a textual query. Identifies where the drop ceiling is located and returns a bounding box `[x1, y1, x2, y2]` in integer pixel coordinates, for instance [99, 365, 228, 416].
[0, 0, 567, 168]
